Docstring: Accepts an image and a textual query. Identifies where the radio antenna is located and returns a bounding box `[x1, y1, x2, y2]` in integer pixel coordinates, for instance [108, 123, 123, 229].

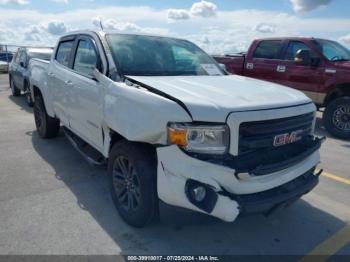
[99, 19, 104, 31]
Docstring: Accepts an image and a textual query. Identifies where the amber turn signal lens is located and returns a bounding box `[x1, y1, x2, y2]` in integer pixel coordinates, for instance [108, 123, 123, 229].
[168, 127, 188, 147]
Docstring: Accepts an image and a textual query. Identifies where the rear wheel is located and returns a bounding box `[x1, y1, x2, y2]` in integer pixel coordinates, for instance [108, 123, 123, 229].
[34, 95, 60, 138]
[323, 97, 350, 139]
[108, 141, 159, 227]
[10, 76, 20, 96]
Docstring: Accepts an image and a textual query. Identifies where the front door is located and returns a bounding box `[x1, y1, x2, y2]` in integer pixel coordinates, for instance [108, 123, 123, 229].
[13, 50, 26, 89]
[280, 40, 325, 103]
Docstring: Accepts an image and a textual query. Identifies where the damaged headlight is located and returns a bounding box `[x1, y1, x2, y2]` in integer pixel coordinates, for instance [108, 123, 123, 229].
[167, 123, 229, 154]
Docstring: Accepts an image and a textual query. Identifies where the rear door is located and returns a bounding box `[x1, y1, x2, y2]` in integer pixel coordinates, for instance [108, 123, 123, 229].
[49, 37, 76, 127]
[279, 40, 324, 100]
[67, 35, 104, 150]
[244, 40, 286, 85]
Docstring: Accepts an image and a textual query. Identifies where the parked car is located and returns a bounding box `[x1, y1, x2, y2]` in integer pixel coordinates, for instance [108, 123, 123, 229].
[0, 51, 13, 63]
[0, 61, 8, 73]
[213, 37, 350, 139]
[0, 51, 13, 73]
[9, 47, 53, 106]
[29, 30, 324, 227]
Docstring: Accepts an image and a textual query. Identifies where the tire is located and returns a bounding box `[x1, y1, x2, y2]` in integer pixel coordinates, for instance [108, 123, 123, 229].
[24, 81, 34, 107]
[10, 76, 20, 96]
[108, 140, 159, 227]
[34, 95, 60, 138]
[323, 97, 350, 139]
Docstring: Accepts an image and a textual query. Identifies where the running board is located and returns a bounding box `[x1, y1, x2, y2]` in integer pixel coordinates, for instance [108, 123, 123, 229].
[63, 127, 106, 166]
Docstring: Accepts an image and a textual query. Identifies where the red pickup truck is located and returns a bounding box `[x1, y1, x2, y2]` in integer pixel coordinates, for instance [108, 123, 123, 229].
[214, 37, 350, 139]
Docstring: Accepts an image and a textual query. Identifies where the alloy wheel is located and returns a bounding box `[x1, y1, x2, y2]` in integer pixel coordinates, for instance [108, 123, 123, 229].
[112, 156, 141, 212]
[332, 105, 350, 131]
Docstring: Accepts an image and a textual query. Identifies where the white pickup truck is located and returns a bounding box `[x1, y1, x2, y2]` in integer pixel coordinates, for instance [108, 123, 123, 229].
[29, 30, 324, 227]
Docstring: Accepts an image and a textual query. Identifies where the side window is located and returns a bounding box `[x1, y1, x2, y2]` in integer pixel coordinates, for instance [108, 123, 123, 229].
[19, 51, 27, 66]
[55, 40, 74, 67]
[284, 41, 311, 60]
[73, 40, 98, 76]
[253, 40, 283, 59]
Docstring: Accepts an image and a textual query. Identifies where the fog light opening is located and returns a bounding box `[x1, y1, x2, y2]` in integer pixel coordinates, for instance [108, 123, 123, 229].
[185, 180, 218, 213]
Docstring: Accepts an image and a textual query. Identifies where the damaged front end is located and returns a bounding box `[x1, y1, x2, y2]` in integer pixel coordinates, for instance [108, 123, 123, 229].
[156, 103, 324, 222]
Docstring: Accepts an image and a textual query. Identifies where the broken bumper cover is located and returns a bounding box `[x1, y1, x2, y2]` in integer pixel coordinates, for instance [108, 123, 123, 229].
[157, 145, 320, 222]
[229, 168, 320, 215]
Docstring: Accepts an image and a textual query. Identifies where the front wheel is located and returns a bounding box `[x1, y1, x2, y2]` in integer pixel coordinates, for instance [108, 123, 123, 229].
[323, 97, 350, 139]
[108, 141, 159, 227]
[34, 95, 60, 138]
[10, 77, 20, 96]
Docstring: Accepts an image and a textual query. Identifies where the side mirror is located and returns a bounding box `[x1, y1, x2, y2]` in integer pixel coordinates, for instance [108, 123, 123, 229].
[294, 49, 311, 66]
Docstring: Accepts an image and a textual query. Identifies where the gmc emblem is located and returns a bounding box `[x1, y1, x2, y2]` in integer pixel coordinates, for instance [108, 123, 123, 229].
[273, 130, 303, 147]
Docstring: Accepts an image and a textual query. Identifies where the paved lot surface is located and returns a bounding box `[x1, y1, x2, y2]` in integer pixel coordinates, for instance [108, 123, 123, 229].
[0, 73, 349, 257]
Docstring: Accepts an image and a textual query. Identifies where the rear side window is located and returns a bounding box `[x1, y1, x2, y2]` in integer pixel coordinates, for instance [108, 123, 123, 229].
[253, 40, 283, 59]
[284, 41, 311, 60]
[55, 41, 74, 67]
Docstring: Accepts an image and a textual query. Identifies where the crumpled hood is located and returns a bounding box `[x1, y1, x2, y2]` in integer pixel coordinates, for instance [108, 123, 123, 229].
[127, 75, 311, 122]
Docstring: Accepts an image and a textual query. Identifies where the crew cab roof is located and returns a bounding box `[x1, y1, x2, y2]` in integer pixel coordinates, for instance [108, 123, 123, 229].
[59, 29, 186, 42]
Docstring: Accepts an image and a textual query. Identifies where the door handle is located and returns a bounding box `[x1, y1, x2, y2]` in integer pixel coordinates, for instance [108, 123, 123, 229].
[65, 80, 73, 86]
[276, 65, 286, 73]
[48, 72, 55, 77]
[246, 63, 254, 70]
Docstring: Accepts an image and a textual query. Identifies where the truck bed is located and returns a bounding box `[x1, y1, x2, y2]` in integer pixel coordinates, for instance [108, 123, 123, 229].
[213, 53, 245, 75]
[29, 58, 50, 99]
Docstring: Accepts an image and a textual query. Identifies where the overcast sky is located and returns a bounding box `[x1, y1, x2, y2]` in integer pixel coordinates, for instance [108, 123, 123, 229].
[0, 0, 349, 54]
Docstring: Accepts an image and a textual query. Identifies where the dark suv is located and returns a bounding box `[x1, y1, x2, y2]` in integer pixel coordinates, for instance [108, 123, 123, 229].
[9, 47, 53, 106]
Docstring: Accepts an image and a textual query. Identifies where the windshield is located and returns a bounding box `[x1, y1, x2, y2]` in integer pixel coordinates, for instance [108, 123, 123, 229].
[29, 52, 52, 61]
[314, 39, 350, 62]
[106, 34, 224, 76]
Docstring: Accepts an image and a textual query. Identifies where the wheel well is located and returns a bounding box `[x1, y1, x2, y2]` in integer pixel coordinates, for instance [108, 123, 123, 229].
[108, 129, 156, 156]
[32, 86, 42, 98]
[325, 83, 350, 106]
[109, 130, 124, 151]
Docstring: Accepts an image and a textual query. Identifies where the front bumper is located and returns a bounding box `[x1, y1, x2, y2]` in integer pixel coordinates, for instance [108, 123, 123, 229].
[157, 145, 320, 222]
[229, 168, 320, 215]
